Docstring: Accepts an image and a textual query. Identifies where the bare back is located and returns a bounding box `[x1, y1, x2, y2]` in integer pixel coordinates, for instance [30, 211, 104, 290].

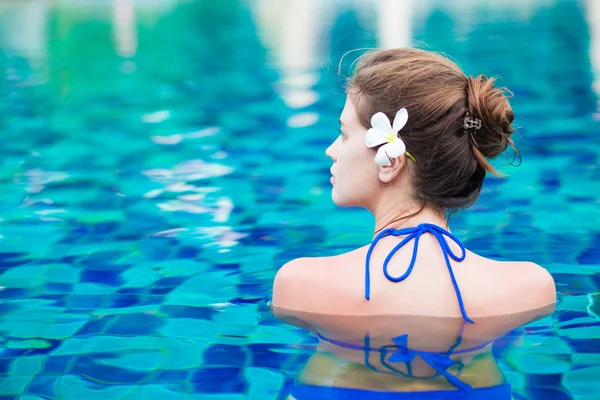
[272, 230, 556, 318]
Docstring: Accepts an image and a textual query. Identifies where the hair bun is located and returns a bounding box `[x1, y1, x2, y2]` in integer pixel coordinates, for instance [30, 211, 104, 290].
[465, 75, 517, 175]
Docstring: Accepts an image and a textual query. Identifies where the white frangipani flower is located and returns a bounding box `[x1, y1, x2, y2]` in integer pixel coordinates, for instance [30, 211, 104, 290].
[365, 108, 414, 166]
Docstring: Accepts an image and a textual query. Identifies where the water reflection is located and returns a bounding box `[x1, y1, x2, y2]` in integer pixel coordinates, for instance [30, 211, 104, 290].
[273, 304, 555, 398]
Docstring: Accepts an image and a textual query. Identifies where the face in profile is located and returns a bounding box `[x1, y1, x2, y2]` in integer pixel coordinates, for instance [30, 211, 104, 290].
[326, 97, 380, 208]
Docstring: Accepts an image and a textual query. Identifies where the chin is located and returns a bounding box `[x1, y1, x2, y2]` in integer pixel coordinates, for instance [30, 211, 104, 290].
[331, 188, 354, 207]
[332, 186, 373, 208]
[331, 188, 344, 206]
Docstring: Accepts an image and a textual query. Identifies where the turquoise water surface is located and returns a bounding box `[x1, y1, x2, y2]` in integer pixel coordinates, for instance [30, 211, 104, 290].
[0, 0, 599, 399]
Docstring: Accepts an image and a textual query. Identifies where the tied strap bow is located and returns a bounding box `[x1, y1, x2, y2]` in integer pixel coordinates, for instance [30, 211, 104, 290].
[365, 223, 474, 324]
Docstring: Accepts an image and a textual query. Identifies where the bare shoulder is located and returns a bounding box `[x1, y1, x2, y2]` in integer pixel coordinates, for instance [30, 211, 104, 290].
[272, 248, 366, 313]
[272, 256, 330, 311]
[517, 261, 557, 304]
[491, 259, 557, 310]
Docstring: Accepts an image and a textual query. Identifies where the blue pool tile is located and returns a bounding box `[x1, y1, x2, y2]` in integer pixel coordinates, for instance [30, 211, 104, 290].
[526, 387, 572, 400]
[176, 246, 201, 259]
[43, 283, 72, 293]
[0, 253, 28, 261]
[0, 255, 31, 269]
[154, 276, 188, 288]
[92, 222, 120, 235]
[80, 269, 123, 286]
[190, 367, 247, 394]
[0, 259, 31, 268]
[563, 338, 600, 353]
[539, 170, 561, 192]
[70, 356, 153, 385]
[214, 263, 241, 272]
[104, 313, 164, 335]
[555, 310, 590, 323]
[124, 383, 189, 399]
[0, 360, 11, 376]
[274, 249, 309, 267]
[150, 276, 188, 295]
[20, 395, 48, 400]
[21, 341, 61, 357]
[241, 227, 282, 246]
[526, 373, 564, 389]
[248, 344, 294, 370]
[113, 233, 144, 241]
[79, 252, 127, 270]
[138, 237, 177, 261]
[565, 194, 596, 204]
[110, 294, 142, 308]
[159, 306, 215, 320]
[115, 287, 143, 296]
[155, 370, 190, 383]
[96, 349, 167, 372]
[149, 286, 175, 295]
[53, 373, 138, 399]
[577, 247, 600, 265]
[230, 297, 263, 305]
[61, 294, 109, 309]
[236, 282, 268, 298]
[40, 355, 76, 375]
[75, 315, 118, 335]
[36, 294, 65, 305]
[244, 366, 284, 398]
[0, 303, 18, 313]
[58, 256, 80, 265]
[0, 288, 27, 299]
[0, 348, 32, 358]
[137, 295, 163, 307]
[202, 345, 246, 367]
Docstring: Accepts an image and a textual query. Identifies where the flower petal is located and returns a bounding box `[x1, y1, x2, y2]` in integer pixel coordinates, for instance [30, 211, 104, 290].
[365, 128, 389, 148]
[371, 112, 392, 133]
[375, 145, 392, 166]
[385, 138, 406, 158]
[392, 108, 408, 132]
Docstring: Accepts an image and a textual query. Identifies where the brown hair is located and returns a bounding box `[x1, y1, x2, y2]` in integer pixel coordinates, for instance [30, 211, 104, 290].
[347, 48, 517, 210]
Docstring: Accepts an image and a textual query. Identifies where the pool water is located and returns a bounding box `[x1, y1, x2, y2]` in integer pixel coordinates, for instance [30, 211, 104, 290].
[0, 0, 599, 399]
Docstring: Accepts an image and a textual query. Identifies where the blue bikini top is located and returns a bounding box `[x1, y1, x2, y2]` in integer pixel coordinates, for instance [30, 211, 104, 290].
[365, 223, 474, 324]
[277, 223, 487, 391]
[309, 223, 479, 390]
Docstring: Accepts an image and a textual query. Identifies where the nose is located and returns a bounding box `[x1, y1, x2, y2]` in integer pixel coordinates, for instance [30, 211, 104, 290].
[325, 138, 337, 161]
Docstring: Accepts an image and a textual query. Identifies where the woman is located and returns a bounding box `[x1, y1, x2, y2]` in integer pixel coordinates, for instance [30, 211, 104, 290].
[272, 48, 557, 398]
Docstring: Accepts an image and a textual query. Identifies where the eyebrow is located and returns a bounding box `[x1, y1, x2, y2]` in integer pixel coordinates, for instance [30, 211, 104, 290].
[339, 120, 346, 126]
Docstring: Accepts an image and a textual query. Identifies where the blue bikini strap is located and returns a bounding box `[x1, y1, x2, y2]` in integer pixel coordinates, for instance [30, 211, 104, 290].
[365, 223, 474, 324]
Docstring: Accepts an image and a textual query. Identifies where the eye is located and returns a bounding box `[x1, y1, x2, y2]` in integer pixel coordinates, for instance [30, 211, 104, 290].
[338, 128, 346, 139]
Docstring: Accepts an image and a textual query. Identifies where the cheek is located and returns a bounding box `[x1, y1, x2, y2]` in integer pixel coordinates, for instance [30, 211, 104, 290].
[339, 143, 378, 189]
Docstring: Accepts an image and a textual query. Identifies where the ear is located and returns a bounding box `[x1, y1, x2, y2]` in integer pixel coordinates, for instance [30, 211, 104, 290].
[378, 155, 407, 183]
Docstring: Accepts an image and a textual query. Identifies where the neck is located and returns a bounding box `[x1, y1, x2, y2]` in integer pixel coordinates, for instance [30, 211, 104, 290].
[371, 200, 448, 236]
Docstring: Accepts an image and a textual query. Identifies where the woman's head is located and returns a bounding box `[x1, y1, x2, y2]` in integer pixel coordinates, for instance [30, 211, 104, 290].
[326, 48, 517, 213]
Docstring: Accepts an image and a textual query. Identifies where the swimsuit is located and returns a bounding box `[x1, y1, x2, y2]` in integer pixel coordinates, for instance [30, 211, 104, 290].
[290, 224, 512, 399]
[365, 223, 473, 323]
